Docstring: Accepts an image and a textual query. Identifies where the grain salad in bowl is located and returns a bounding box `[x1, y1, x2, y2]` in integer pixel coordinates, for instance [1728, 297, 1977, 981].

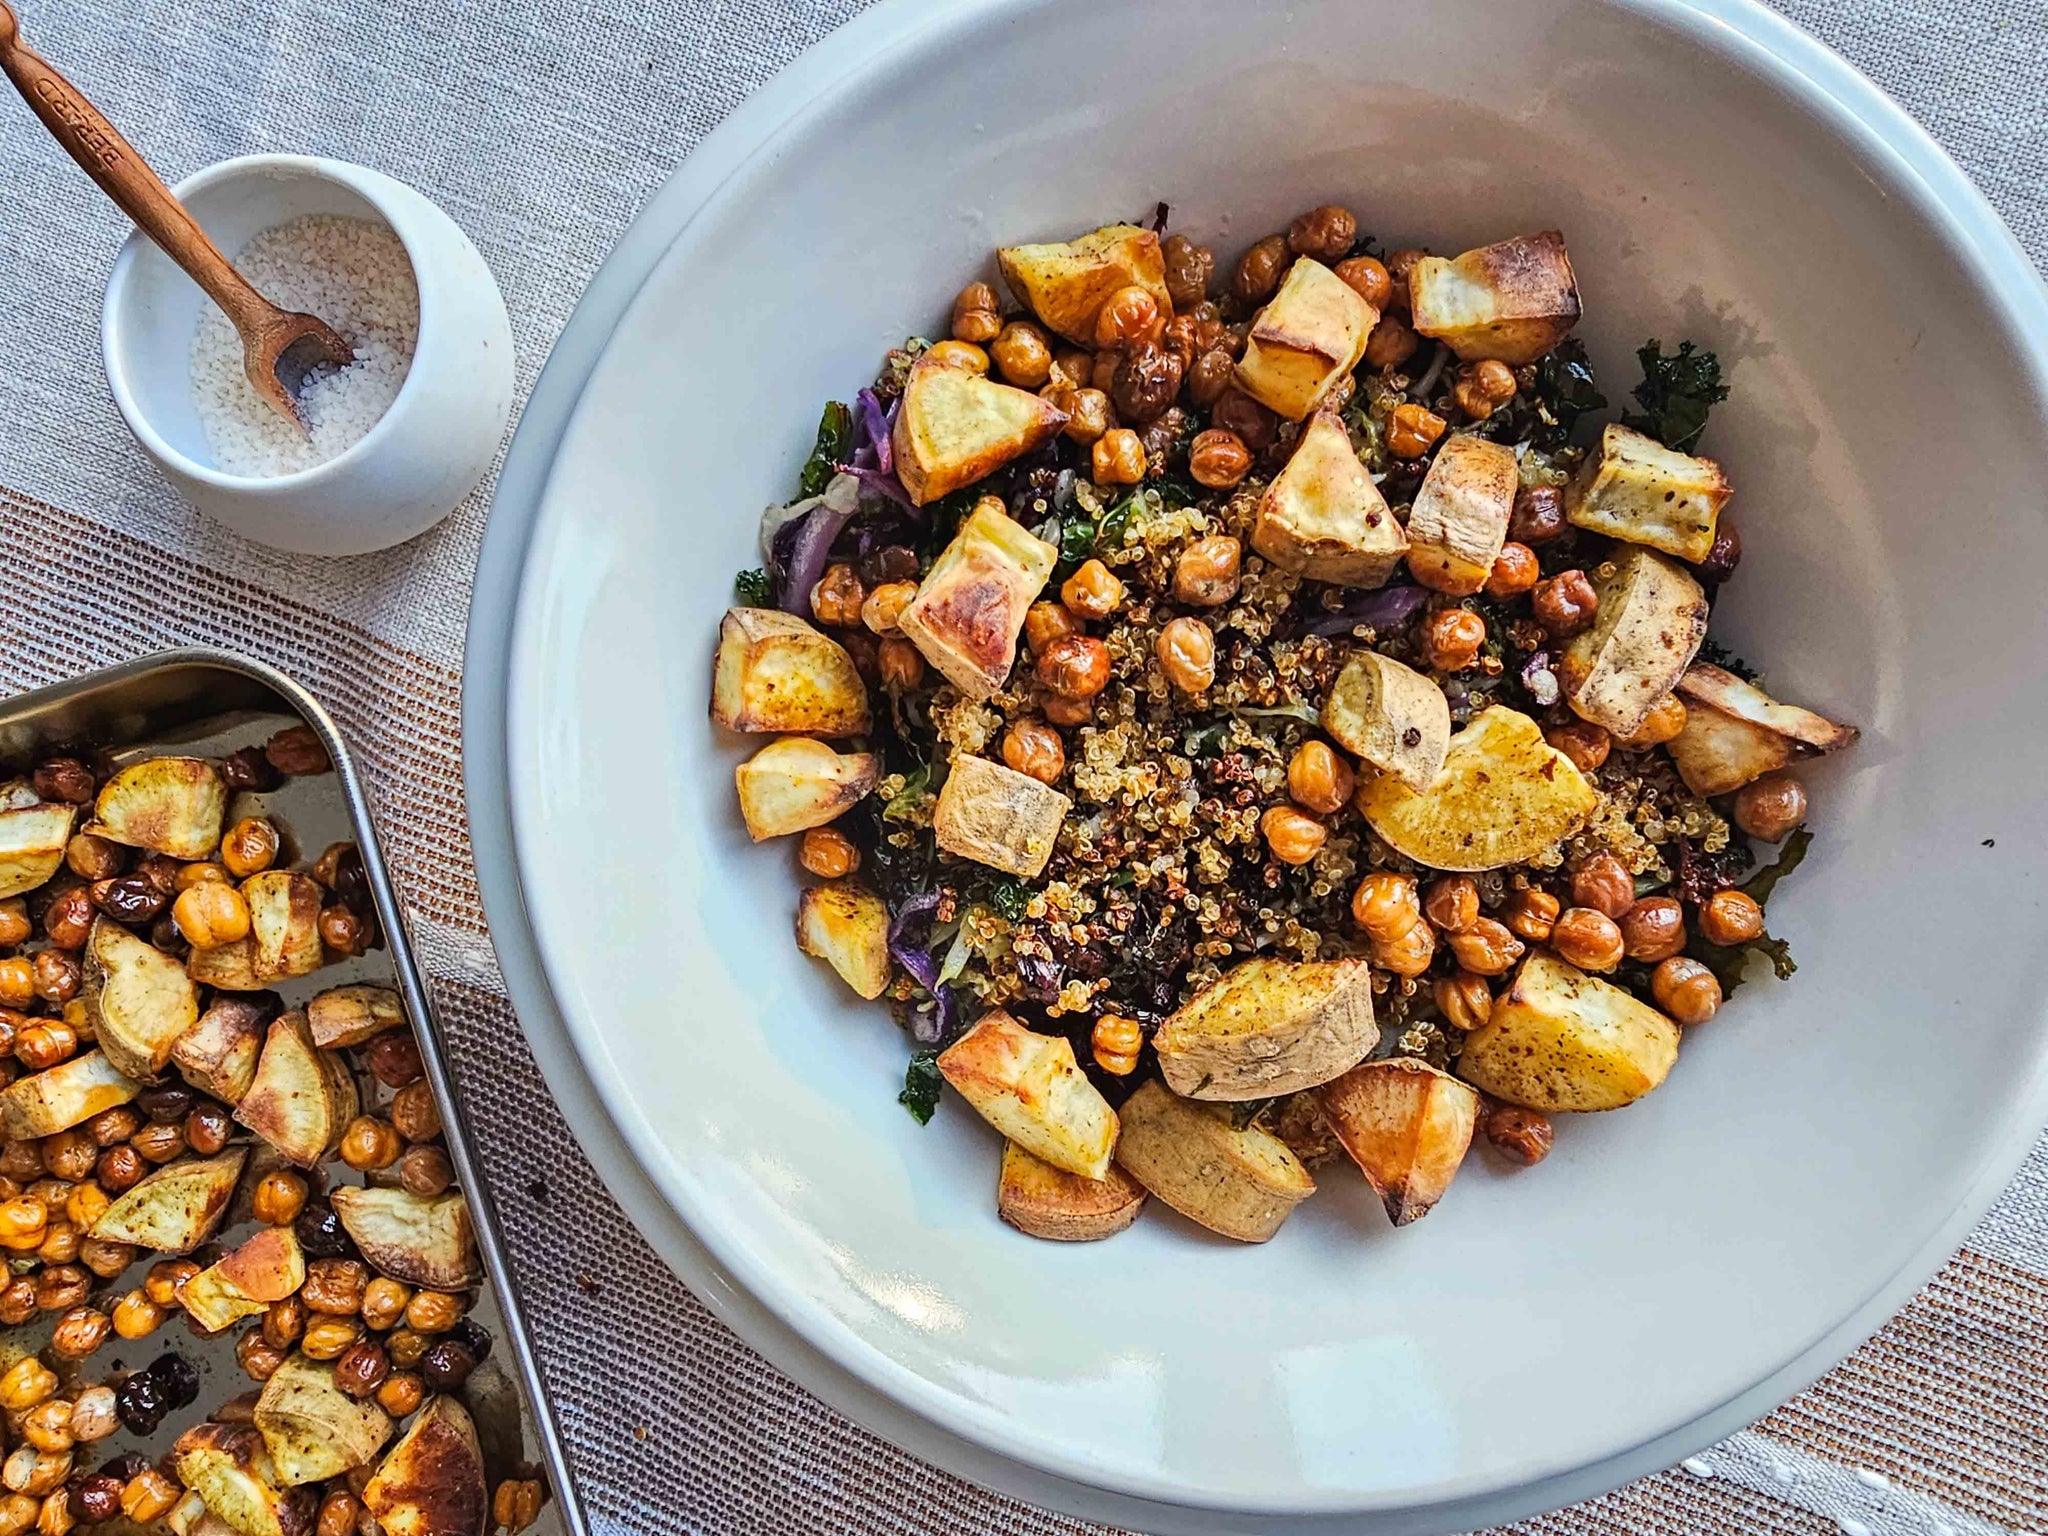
[709, 208, 1856, 1245]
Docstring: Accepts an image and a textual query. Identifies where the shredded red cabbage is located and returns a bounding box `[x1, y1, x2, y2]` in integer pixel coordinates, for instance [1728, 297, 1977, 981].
[887, 892, 958, 1044]
[777, 478, 861, 615]
[1299, 586, 1428, 637]
[1521, 651, 1560, 706]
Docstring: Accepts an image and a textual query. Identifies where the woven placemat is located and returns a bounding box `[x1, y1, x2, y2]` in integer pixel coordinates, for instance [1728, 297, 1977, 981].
[0, 1, 2043, 1531]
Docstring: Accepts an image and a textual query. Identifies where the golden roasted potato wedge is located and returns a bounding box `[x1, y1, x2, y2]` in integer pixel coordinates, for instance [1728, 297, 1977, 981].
[1404, 433, 1519, 595]
[173, 1423, 312, 1536]
[363, 1396, 489, 1536]
[897, 497, 1058, 698]
[1560, 548, 1709, 736]
[305, 985, 403, 1048]
[1320, 650, 1451, 791]
[243, 872, 326, 982]
[1234, 258, 1376, 420]
[255, 1355, 394, 1486]
[1409, 231, 1581, 363]
[997, 1141, 1146, 1242]
[892, 360, 1067, 506]
[1317, 1058, 1479, 1225]
[1459, 952, 1680, 1112]
[190, 936, 265, 991]
[168, 1490, 227, 1536]
[931, 752, 1071, 878]
[710, 607, 872, 737]
[1113, 1081, 1315, 1243]
[1251, 410, 1408, 585]
[1357, 706, 1599, 871]
[0, 1049, 141, 1140]
[330, 1187, 483, 1290]
[938, 1011, 1117, 1180]
[1667, 664, 1857, 796]
[84, 916, 201, 1078]
[1565, 423, 1732, 563]
[87, 757, 227, 860]
[735, 737, 880, 840]
[1154, 958, 1378, 1101]
[91, 1148, 246, 1253]
[0, 800, 76, 898]
[173, 997, 270, 1104]
[794, 880, 891, 999]
[996, 223, 1171, 345]
[179, 1226, 307, 1332]
[236, 1012, 359, 1167]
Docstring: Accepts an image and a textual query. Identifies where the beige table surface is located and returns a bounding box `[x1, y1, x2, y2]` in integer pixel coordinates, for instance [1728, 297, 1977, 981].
[0, 1, 2042, 1531]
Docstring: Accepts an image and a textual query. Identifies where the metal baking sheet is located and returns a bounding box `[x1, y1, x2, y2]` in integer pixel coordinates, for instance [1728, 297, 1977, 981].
[0, 648, 585, 1536]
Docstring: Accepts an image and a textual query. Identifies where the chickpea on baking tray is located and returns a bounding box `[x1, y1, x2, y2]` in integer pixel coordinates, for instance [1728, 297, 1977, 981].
[713, 204, 1857, 1245]
[0, 731, 553, 1534]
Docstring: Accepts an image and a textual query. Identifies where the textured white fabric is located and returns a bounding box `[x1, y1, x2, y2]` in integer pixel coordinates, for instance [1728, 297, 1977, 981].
[0, 1, 2043, 1532]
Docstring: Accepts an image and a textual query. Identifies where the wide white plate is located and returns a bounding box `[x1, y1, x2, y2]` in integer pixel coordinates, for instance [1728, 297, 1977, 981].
[469, 0, 2048, 1527]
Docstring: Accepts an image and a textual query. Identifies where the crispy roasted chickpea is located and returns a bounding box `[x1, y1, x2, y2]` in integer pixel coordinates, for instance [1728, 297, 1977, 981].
[40, 1132, 93, 1184]
[1035, 635, 1111, 701]
[398, 1143, 456, 1198]
[1089, 1014, 1142, 1077]
[1160, 234, 1215, 308]
[129, 1122, 185, 1165]
[857, 581, 918, 638]
[33, 1266, 86, 1314]
[31, 952, 78, 1007]
[1698, 889, 1764, 946]
[303, 1316, 367, 1362]
[390, 1080, 443, 1143]
[809, 564, 865, 628]
[1652, 956, 1723, 1025]
[1093, 285, 1162, 351]
[0, 1357, 56, 1412]
[48, 1307, 108, 1362]
[219, 818, 280, 879]
[250, 1169, 308, 1228]
[94, 1145, 143, 1194]
[1287, 204, 1356, 260]
[1733, 774, 1808, 843]
[31, 758, 95, 805]
[1060, 559, 1124, 620]
[796, 827, 860, 880]
[1172, 535, 1241, 607]
[118, 1471, 177, 1526]
[924, 339, 988, 374]
[339, 1117, 402, 1172]
[1332, 255, 1391, 309]
[1387, 401, 1448, 460]
[1550, 907, 1625, 972]
[1111, 341, 1183, 423]
[1092, 427, 1146, 485]
[372, 1370, 424, 1419]
[1287, 741, 1354, 816]
[1364, 313, 1420, 369]
[1351, 872, 1421, 943]
[262, 1296, 306, 1352]
[0, 959, 31, 1010]
[1433, 971, 1493, 1033]
[65, 1388, 117, 1448]
[1423, 608, 1485, 671]
[1545, 719, 1611, 775]
[405, 1289, 465, 1334]
[171, 882, 250, 950]
[1482, 1103, 1554, 1165]
[110, 1291, 165, 1341]
[1508, 886, 1565, 945]
[79, 1239, 132, 1282]
[316, 1490, 362, 1536]
[1612, 693, 1689, 749]
[1372, 918, 1436, 978]
[235, 1330, 285, 1382]
[1232, 234, 1291, 304]
[1447, 917, 1524, 977]
[34, 1221, 78, 1267]
[0, 1280, 34, 1327]
[1155, 617, 1215, 693]
[1619, 896, 1686, 962]
[990, 320, 1053, 387]
[1452, 359, 1518, 419]
[876, 638, 925, 691]
[1484, 542, 1541, 598]
[1184, 427, 1252, 490]
[1532, 569, 1599, 637]
[40, 890, 92, 952]
[14, 1022, 75, 1072]
[493, 1479, 547, 1536]
[1570, 851, 1636, 919]
[1186, 347, 1235, 408]
[1508, 484, 1566, 545]
[1210, 387, 1277, 452]
[144, 1259, 198, 1308]
[1089, 348, 1121, 393]
[949, 281, 1002, 344]
[1056, 386, 1112, 447]
[1000, 720, 1066, 787]
[1261, 806, 1327, 866]
[0, 900, 27, 948]
[63, 836, 125, 883]
[1423, 876, 1480, 935]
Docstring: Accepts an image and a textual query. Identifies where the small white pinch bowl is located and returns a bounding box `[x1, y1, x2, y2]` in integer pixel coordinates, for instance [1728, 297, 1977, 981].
[101, 154, 514, 557]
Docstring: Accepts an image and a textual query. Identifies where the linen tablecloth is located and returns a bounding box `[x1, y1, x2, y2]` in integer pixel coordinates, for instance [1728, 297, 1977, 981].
[0, 1, 2043, 1531]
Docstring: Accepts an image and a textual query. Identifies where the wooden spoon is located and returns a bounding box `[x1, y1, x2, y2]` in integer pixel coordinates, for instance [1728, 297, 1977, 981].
[0, 0, 353, 429]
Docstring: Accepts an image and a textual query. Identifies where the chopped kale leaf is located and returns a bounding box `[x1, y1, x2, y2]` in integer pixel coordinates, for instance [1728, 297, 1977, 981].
[1622, 340, 1728, 453]
[1740, 827, 1812, 907]
[1535, 338, 1607, 440]
[1695, 636, 1759, 683]
[799, 401, 855, 497]
[899, 1049, 944, 1124]
[733, 568, 772, 606]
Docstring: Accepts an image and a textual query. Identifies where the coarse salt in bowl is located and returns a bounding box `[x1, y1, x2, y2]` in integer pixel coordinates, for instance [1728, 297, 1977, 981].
[102, 155, 514, 557]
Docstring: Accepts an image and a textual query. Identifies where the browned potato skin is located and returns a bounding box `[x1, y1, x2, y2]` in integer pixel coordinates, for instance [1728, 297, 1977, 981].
[996, 224, 1171, 345]
[1317, 1058, 1480, 1226]
[997, 1141, 1146, 1242]
[91, 1148, 247, 1254]
[1112, 1081, 1314, 1244]
[173, 1422, 312, 1536]
[1234, 258, 1376, 420]
[1675, 664, 1859, 753]
[305, 985, 404, 1048]
[1408, 231, 1581, 364]
[244, 872, 326, 982]
[0, 1049, 141, 1140]
[84, 916, 201, 1079]
[236, 1013, 360, 1167]
[1153, 957, 1378, 1101]
[891, 360, 1068, 506]
[734, 738, 880, 840]
[87, 757, 227, 860]
[363, 1396, 489, 1536]
[937, 1011, 1118, 1181]
[1320, 651, 1450, 792]
[930, 754, 1071, 879]
[1250, 409, 1407, 586]
[330, 1187, 483, 1290]
[794, 881, 891, 999]
[255, 1355, 394, 1487]
[1560, 548, 1709, 738]
[190, 935, 266, 991]
[711, 608, 872, 737]
[1404, 433, 1519, 595]
[0, 801, 76, 899]
[174, 996, 270, 1104]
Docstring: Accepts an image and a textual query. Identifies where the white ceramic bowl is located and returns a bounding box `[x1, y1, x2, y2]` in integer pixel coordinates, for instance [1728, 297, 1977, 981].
[467, 0, 2048, 1529]
[102, 155, 514, 556]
